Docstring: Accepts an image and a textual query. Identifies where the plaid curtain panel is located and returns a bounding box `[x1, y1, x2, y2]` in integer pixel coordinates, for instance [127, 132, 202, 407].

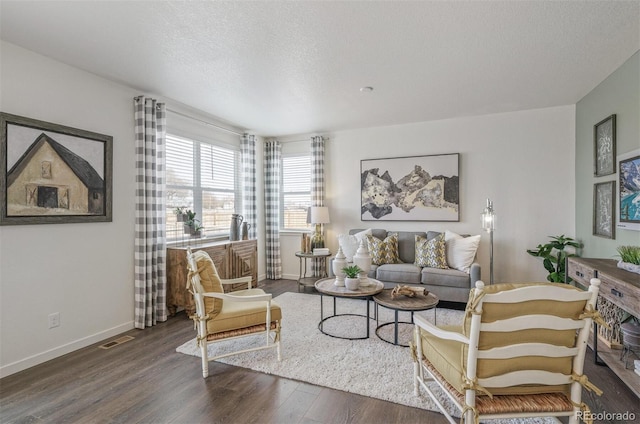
[134, 96, 167, 329]
[264, 139, 282, 279]
[241, 133, 257, 239]
[311, 136, 325, 276]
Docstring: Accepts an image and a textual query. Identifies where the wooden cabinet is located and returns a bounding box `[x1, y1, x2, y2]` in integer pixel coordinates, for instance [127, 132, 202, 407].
[567, 257, 640, 398]
[166, 240, 258, 316]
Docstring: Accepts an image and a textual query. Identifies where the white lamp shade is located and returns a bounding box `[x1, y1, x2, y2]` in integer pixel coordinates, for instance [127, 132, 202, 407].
[309, 206, 330, 224]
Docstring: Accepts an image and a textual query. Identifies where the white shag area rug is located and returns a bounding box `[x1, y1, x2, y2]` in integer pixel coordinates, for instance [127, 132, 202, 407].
[176, 292, 553, 423]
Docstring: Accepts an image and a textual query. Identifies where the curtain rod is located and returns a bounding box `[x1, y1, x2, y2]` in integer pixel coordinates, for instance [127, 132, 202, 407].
[166, 108, 244, 136]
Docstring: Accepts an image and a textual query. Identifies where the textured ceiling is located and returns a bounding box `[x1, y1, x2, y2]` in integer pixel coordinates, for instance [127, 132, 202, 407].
[1, 1, 639, 136]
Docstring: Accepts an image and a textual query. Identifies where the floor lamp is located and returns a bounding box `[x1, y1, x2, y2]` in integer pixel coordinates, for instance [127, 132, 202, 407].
[481, 198, 496, 285]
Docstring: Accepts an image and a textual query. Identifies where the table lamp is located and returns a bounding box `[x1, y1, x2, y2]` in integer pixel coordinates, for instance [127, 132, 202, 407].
[309, 206, 330, 249]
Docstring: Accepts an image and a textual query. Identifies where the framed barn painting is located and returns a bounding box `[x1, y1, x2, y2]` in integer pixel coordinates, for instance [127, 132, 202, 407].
[361, 153, 459, 221]
[0, 112, 112, 225]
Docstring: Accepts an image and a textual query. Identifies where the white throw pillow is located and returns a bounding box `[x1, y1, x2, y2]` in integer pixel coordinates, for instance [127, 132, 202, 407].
[444, 230, 480, 273]
[338, 229, 372, 262]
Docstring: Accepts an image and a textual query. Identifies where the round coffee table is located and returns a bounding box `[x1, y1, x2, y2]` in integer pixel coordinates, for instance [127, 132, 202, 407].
[314, 277, 384, 340]
[373, 289, 439, 347]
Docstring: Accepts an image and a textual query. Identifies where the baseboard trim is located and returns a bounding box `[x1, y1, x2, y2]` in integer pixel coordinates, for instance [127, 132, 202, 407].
[0, 321, 134, 378]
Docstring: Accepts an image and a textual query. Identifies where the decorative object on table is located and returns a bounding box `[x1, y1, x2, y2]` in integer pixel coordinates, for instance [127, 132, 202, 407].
[594, 114, 616, 177]
[360, 153, 459, 222]
[390, 284, 429, 299]
[229, 213, 244, 241]
[353, 239, 372, 286]
[241, 221, 251, 240]
[337, 228, 372, 262]
[308, 206, 330, 248]
[0, 112, 113, 225]
[300, 233, 312, 253]
[332, 247, 347, 287]
[593, 181, 616, 239]
[526, 235, 581, 283]
[620, 317, 640, 370]
[481, 198, 496, 284]
[342, 265, 362, 290]
[616, 245, 640, 274]
[618, 149, 640, 232]
[313, 247, 330, 255]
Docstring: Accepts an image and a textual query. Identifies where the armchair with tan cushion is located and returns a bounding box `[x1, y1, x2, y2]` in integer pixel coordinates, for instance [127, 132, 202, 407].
[412, 279, 604, 424]
[186, 247, 282, 378]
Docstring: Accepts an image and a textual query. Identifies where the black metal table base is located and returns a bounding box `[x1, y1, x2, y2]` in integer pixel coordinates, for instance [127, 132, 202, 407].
[318, 294, 374, 340]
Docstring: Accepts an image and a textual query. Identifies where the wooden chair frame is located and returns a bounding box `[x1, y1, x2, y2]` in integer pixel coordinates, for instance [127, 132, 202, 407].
[413, 279, 602, 424]
[186, 247, 282, 378]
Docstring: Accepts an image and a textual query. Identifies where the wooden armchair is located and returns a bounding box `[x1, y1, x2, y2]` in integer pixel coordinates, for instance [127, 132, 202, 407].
[186, 247, 282, 378]
[412, 279, 604, 424]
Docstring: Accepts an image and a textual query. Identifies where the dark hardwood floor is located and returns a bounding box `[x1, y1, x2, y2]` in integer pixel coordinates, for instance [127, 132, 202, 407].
[1, 279, 638, 424]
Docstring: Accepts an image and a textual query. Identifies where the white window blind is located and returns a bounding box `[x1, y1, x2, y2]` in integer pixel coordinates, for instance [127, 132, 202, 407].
[282, 155, 311, 230]
[166, 134, 240, 240]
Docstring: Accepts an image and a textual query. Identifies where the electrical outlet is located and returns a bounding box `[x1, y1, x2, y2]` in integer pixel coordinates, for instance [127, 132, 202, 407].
[48, 312, 60, 329]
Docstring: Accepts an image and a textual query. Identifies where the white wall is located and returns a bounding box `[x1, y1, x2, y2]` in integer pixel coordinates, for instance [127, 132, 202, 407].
[0, 42, 250, 377]
[0, 41, 138, 376]
[278, 106, 577, 283]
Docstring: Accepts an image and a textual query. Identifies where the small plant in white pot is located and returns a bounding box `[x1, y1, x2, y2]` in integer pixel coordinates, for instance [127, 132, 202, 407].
[342, 265, 362, 290]
[617, 245, 640, 274]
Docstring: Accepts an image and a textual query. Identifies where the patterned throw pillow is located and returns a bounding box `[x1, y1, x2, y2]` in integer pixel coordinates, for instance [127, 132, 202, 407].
[415, 234, 448, 269]
[366, 233, 400, 265]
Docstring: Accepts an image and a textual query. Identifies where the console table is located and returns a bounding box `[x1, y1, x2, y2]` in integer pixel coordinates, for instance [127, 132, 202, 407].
[166, 239, 257, 316]
[567, 257, 640, 398]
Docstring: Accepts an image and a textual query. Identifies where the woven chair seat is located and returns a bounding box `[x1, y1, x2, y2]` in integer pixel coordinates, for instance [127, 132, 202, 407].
[423, 358, 574, 415]
[207, 322, 279, 341]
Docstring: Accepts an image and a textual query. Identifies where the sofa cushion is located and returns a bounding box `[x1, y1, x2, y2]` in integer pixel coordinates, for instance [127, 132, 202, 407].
[338, 229, 372, 262]
[421, 267, 470, 289]
[444, 230, 480, 273]
[367, 233, 400, 265]
[415, 234, 448, 269]
[376, 263, 422, 284]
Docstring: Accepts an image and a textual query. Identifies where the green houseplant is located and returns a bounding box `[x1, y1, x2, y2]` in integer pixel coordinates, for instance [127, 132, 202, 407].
[617, 245, 640, 274]
[342, 265, 362, 290]
[527, 235, 581, 283]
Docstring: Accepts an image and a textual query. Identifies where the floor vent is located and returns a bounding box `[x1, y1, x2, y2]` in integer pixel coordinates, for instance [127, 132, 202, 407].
[99, 335, 135, 350]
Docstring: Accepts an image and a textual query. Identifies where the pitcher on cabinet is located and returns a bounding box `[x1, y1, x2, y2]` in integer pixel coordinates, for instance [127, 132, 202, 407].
[230, 214, 243, 241]
[241, 222, 251, 240]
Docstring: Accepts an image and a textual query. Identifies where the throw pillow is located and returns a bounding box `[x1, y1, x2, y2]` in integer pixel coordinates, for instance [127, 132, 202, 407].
[444, 230, 481, 273]
[366, 233, 399, 265]
[338, 229, 372, 262]
[415, 234, 448, 269]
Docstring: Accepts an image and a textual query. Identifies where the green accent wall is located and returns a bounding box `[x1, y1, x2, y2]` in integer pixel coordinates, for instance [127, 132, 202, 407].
[576, 51, 640, 258]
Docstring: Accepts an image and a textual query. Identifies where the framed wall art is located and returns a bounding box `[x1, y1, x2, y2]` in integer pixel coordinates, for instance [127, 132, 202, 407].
[594, 114, 616, 177]
[593, 180, 615, 239]
[617, 148, 640, 232]
[0, 112, 113, 225]
[361, 153, 459, 221]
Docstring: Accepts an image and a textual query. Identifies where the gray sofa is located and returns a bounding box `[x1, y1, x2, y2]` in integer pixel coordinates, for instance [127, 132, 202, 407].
[348, 229, 481, 303]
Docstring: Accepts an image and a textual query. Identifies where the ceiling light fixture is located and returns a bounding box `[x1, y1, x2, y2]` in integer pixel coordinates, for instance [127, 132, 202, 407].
[360, 86, 374, 92]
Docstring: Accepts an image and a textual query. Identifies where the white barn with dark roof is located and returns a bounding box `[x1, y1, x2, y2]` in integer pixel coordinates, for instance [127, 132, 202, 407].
[7, 133, 104, 215]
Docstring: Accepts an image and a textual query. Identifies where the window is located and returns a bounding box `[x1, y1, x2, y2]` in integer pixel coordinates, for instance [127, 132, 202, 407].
[166, 134, 241, 240]
[281, 155, 311, 230]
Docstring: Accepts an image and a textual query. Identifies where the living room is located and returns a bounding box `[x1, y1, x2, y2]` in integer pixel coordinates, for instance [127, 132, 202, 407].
[0, 1, 639, 422]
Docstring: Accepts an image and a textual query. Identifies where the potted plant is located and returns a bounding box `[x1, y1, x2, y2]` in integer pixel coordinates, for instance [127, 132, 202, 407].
[183, 209, 197, 234]
[191, 221, 204, 238]
[527, 235, 581, 282]
[617, 245, 640, 274]
[342, 265, 362, 290]
[174, 207, 187, 222]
